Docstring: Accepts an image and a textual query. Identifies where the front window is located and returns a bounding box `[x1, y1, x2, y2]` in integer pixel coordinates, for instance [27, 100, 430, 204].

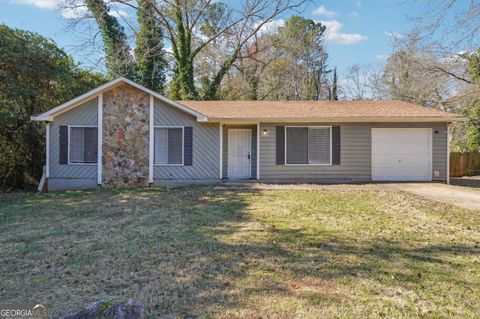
[286, 126, 331, 165]
[154, 127, 183, 165]
[69, 127, 98, 164]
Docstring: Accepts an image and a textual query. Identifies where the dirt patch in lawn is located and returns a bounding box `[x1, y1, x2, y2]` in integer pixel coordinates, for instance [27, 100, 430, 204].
[0, 187, 479, 318]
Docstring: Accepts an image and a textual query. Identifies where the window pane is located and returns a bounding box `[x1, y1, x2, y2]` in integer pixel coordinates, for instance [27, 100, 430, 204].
[286, 127, 308, 164]
[155, 128, 183, 165]
[154, 128, 168, 164]
[70, 127, 84, 163]
[168, 128, 183, 164]
[308, 127, 330, 164]
[84, 128, 98, 163]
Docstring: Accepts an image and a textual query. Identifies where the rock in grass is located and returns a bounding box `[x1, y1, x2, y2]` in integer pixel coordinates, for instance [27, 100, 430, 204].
[59, 299, 148, 319]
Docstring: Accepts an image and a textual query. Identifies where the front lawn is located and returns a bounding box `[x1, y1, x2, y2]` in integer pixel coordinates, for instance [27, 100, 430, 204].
[0, 187, 479, 318]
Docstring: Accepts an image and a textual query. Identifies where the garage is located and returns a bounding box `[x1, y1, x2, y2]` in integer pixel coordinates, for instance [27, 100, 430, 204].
[372, 128, 432, 181]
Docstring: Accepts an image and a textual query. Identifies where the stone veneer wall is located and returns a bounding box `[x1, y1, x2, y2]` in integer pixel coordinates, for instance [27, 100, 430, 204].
[102, 84, 150, 187]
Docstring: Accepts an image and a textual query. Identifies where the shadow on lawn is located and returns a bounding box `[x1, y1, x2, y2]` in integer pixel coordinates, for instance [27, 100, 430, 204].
[0, 187, 478, 317]
[152, 189, 479, 317]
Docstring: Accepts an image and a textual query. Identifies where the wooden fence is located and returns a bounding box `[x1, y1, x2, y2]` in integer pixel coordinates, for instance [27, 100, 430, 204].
[450, 152, 480, 177]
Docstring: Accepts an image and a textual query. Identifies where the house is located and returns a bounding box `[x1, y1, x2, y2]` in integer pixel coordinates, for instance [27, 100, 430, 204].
[31, 77, 464, 191]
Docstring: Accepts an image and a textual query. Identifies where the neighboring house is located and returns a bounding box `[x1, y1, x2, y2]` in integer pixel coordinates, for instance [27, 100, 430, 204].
[31, 77, 464, 191]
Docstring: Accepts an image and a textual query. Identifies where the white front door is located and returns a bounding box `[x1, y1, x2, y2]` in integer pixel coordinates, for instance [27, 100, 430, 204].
[372, 128, 432, 181]
[228, 129, 251, 179]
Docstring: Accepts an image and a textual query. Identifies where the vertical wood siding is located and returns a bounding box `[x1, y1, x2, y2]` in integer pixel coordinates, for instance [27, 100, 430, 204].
[153, 98, 219, 180]
[259, 122, 447, 182]
[49, 98, 98, 180]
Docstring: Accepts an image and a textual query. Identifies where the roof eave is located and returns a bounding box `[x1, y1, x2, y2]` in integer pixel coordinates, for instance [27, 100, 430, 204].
[203, 116, 466, 123]
[30, 115, 52, 122]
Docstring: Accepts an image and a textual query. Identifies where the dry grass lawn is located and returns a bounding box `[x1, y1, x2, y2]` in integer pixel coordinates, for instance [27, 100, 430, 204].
[0, 187, 479, 318]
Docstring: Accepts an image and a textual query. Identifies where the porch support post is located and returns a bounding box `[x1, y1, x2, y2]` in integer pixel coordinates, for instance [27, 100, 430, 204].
[149, 95, 154, 184]
[219, 122, 223, 179]
[446, 123, 450, 184]
[257, 122, 260, 180]
[45, 122, 50, 179]
[97, 93, 103, 186]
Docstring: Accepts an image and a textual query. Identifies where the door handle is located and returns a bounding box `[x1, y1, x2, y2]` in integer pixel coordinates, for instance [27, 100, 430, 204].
[247, 152, 251, 160]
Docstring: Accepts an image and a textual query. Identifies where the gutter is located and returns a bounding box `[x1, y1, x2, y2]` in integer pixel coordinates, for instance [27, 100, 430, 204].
[200, 116, 467, 123]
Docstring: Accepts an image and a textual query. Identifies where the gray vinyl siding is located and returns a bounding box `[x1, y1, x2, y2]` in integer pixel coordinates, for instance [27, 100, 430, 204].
[153, 98, 220, 180]
[49, 98, 98, 181]
[47, 90, 448, 187]
[259, 122, 447, 182]
[222, 125, 257, 179]
[48, 178, 98, 191]
[432, 124, 448, 181]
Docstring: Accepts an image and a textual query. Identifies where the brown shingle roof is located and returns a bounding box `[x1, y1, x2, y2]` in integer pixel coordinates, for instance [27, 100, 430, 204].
[178, 100, 464, 121]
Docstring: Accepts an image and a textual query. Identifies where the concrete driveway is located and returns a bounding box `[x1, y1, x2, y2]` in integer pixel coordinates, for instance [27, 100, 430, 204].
[385, 183, 480, 210]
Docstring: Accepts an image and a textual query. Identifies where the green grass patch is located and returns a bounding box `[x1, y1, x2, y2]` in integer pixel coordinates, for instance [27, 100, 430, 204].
[0, 186, 478, 318]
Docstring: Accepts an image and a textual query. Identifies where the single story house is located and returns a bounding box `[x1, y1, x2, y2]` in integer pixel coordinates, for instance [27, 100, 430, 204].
[31, 77, 464, 191]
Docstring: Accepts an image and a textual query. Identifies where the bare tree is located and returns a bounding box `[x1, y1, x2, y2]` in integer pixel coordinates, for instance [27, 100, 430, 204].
[410, 0, 480, 52]
[383, 33, 471, 109]
[117, 0, 309, 99]
[342, 64, 370, 100]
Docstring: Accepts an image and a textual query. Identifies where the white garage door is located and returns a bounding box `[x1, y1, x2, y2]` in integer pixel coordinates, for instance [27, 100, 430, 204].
[372, 128, 432, 181]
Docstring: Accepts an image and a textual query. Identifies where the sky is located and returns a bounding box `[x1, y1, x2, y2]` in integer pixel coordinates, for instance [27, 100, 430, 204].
[0, 0, 433, 75]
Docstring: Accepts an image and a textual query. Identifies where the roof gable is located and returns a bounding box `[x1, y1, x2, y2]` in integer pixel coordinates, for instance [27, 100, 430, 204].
[31, 77, 207, 122]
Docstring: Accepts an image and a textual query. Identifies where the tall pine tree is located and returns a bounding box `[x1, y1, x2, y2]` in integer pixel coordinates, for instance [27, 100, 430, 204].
[332, 66, 338, 100]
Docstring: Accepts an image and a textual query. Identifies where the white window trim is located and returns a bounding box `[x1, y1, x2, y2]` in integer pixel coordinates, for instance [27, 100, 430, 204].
[284, 125, 333, 166]
[153, 126, 184, 166]
[68, 125, 98, 165]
